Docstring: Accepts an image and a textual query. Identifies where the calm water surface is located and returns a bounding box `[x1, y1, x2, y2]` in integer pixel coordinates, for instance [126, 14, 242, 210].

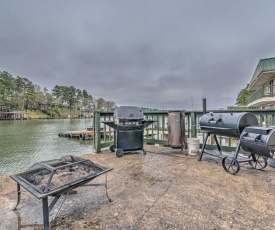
[0, 119, 94, 175]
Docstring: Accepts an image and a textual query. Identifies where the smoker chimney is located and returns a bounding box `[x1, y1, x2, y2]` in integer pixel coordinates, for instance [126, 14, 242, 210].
[202, 98, 207, 114]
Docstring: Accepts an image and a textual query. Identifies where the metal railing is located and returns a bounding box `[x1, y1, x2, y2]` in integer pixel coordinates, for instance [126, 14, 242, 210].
[93, 109, 275, 153]
[248, 85, 275, 104]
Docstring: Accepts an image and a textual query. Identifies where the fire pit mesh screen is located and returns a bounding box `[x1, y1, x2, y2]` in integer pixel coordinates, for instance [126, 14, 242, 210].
[16, 155, 106, 194]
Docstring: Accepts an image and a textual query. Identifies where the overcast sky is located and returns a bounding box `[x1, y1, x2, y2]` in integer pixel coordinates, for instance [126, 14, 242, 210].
[1, 0, 275, 110]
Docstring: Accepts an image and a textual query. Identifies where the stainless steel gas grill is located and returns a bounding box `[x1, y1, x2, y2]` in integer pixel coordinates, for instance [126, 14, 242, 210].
[198, 112, 269, 174]
[102, 106, 154, 157]
[10, 156, 112, 230]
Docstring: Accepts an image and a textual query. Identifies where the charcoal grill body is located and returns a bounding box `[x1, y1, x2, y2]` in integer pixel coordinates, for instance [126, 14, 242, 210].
[198, 112, 263, 174]
[10, 156, 113, 230]
[102, 106, 154, 157]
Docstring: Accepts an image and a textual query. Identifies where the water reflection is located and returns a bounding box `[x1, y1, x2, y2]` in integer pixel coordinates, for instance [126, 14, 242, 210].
[0, 119, 94, 175]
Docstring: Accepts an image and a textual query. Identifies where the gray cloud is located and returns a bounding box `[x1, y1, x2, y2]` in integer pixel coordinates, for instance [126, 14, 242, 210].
[1, 0, 275, 110]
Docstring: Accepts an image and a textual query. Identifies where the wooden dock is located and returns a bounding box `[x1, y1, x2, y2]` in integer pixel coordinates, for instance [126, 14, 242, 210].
[58, 129, 165, 140]
[58, 130, 87, 138]
[0, 111, 28, 120]
[58, 129, 113, 140]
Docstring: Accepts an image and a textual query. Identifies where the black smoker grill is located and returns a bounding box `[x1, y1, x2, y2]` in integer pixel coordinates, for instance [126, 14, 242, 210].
[102, 106, 154, 157]
[10, 156, 112, 230]
[198, 112, 269, 174]
[199, 112, 258, 138]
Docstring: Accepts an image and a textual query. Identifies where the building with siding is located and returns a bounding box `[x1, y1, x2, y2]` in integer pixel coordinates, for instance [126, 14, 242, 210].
[247, 57, 275, 108]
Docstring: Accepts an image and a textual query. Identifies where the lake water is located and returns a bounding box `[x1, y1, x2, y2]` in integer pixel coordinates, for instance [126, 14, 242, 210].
[0, 119, 95, 176]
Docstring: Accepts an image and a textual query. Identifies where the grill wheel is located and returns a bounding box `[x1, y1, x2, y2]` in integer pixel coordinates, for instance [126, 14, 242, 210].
[222, 157, 240, 175]
[109, 145, 115, 152]
[116, 148, 124, 157]
[248, 154, 267, 170]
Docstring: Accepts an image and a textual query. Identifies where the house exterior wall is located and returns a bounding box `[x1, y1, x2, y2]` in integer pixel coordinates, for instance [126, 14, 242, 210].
[247, 58, 275, 108]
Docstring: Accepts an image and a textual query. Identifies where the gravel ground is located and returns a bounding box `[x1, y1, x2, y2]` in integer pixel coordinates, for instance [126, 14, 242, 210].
[1, 145, 275, 230]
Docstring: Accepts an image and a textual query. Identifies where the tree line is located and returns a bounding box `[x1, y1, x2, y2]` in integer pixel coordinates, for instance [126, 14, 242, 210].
[0, 71, 116, 115]
[236, 84, 253, 106]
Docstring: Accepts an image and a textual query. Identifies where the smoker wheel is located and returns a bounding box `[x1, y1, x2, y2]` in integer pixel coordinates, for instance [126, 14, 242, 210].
[109, 145, 115, 152]
[116, 148, 124, 157]
[143, 150, 147, 155]
[248, 154, 267, 170]
[79, 133, 86, 140]
[222, 157, 240, 175]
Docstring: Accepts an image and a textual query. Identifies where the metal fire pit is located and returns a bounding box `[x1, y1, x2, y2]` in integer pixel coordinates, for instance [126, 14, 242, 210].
[10, 155, 113, 230]
[198, 112, 268, 175]
[102, 106, 154, 157]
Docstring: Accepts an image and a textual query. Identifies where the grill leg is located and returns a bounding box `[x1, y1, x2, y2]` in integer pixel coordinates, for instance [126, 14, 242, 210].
[213, 135, 222, 155]
[42, 197, 50, 230]
[198, 133, 209, 161]
[13, 183, 21, 210]
[250, 153, 257, 162]
[233, 139, 241, 159]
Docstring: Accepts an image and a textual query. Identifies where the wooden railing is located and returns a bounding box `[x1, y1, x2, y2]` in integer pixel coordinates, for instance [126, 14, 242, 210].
[248, 85, 275, 104]
[93, 109, 275, 153]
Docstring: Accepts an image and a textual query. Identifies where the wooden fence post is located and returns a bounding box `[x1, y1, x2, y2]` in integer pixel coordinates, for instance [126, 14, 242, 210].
[190, 112, 197, 138]
[93, 112, 101, 153]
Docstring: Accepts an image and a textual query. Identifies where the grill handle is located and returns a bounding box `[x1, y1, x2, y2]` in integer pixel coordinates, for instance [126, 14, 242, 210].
[241, 132, 261, 142]
[208, 118, 222, 124]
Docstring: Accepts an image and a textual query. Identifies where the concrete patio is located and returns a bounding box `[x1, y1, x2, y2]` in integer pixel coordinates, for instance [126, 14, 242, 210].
[1, 145, 275, 230]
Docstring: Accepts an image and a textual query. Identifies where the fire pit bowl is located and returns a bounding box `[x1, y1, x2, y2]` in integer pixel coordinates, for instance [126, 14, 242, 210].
[10, 155, 113, 230]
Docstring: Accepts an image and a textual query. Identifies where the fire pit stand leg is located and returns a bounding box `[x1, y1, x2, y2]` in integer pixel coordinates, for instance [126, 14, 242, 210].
[198, 133, 210, 161]
[42, 195, 62, 230]
[105, 173, 112, 202]
[82, 173, 112, 202]
[42, 197, 50, 230]
[13, 183, 21, 210]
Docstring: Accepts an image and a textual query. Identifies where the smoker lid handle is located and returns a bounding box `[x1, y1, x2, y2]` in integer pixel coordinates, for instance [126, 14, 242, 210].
[208, 118, 222, 124]
[241, 136, 255, 141]
[242, 134, 261, 142]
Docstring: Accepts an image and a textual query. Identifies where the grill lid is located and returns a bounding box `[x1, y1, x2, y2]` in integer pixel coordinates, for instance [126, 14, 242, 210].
[114, 106, 144, 120]
[242, 126, 273, 135]
[200, 112, 259, 137]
